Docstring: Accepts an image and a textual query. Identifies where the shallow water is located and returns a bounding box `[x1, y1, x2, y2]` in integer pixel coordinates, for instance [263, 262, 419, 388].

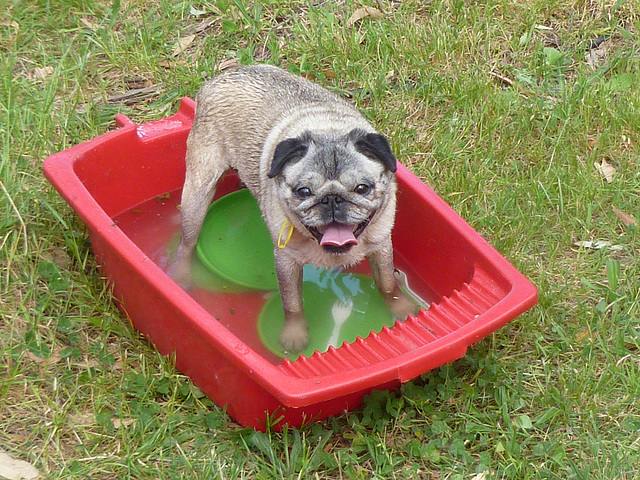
[113, 188, 432, 364]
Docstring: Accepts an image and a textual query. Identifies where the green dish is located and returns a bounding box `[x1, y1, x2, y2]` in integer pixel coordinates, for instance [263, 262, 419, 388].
[258, 265, 396, 360]
[196, 190, 278, 291]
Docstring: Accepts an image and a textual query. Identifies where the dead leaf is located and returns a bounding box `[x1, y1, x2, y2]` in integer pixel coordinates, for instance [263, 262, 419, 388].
[78, 17, 98, 30]
[106, 84, 160, 104]
[594, 158, 616, 183]
[68, 412, 96, 428]
[218, 58, 239, 72]
[25, 350, 62, 365]
[470, 472, 490, 480]
[7, 434, 27, 443]
[346, 7, 384, 28]
[1, 20, 19, 29]
[322, 69, 337, 79]
[1, 20, 19, 42]
[612, 205, 638, 227]
[489, 70, 515, 87]
[574, 240, 623, 251]
[113, 418, 135, 429]
[28, 66, 54, 82]
[44, 246, 71, 270]
[189, 5, 207, 16]
[0, 449, 40, 480]
[172, 34, 196, 57]
[111, 359, 124, 371]
[586, 45, 607, 70]
[576, 329, 593, 342]
[194, 18, 216, 34]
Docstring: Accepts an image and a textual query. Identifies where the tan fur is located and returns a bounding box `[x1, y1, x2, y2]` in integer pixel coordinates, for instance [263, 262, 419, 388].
[173, 64, 416, 352]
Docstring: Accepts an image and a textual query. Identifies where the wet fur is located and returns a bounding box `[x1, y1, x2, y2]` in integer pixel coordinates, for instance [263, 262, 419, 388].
[173, 64, 416, 352]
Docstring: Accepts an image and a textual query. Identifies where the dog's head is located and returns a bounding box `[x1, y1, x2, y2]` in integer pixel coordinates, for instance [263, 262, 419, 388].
[268, 128, 397, 254]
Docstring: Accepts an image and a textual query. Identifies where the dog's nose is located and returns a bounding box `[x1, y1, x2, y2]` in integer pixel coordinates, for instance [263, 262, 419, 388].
[321, 194, 344, 207]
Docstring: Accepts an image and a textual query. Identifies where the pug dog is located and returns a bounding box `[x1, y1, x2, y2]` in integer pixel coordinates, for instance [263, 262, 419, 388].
[172, 64, 417, 352]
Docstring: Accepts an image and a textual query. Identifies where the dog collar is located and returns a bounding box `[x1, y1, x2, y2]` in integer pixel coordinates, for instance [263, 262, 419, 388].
[278, 218, 294, 248]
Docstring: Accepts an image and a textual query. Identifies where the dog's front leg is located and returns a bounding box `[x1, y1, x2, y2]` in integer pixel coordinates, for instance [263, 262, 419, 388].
[368, 241, 418, 321]
[274, 251, 309, 352]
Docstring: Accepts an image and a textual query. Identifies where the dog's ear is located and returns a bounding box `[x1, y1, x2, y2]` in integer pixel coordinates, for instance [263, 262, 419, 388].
[268, 135, 310, 178]
[351, 129, 397, 173]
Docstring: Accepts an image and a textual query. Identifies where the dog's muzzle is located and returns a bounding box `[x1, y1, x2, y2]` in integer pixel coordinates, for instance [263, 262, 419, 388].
[306, 213, 373, 254]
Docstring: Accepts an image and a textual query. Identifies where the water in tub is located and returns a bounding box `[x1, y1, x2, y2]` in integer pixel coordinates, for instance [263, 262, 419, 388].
[113, 189, 431, 363]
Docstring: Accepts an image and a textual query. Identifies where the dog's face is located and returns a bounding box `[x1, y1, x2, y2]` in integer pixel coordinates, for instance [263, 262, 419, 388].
[268, 129, 397, 254]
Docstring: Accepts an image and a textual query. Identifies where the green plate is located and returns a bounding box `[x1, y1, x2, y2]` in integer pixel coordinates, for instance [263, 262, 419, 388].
[258, 265, 396, 360]
[196, 190, 278, 290]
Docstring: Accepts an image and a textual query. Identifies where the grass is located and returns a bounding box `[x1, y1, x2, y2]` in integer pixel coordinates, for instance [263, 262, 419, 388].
[1, 0, 639, 478]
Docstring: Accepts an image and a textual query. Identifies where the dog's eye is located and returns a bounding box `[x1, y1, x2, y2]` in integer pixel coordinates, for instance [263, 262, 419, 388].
[296, 187, 312, 199]
[354, 184, 371, 195]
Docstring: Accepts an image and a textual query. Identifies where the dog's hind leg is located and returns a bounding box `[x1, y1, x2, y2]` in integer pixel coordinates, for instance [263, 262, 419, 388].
[169, 140, 227, 286]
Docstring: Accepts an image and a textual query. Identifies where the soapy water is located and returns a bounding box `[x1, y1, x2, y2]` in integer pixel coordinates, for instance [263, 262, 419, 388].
[113, 189, 432, 364]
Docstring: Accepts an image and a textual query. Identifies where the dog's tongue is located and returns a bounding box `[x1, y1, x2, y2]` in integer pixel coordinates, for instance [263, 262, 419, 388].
[320, 223, 358, 247]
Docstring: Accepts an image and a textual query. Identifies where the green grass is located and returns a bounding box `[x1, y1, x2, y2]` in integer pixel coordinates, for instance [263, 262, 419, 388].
[2, 0, 640, 478]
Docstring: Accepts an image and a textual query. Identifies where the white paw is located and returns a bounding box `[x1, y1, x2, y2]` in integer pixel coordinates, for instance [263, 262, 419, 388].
[387, 292, 419, 320]
[279, 318, 309, 352]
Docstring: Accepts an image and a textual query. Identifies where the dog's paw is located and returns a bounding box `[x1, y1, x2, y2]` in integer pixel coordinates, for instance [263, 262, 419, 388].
[386, 291, 419, 321]
[279, 317, 309, 352]
[168, 261, 192, 290]
[167, 245, 194, 290]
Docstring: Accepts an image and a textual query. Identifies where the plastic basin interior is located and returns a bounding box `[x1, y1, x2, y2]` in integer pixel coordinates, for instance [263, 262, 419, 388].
[43, 98, 538, 430]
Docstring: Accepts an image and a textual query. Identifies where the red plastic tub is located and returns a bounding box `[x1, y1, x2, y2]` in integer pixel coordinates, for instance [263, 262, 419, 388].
[43, 98, 537, 430]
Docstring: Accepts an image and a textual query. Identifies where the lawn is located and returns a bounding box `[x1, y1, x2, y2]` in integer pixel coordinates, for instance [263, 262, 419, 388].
[1, 0, 639, 478]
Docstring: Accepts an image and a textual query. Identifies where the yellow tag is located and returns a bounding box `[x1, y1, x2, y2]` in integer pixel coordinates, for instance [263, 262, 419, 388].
[277, 218, 294, 248]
